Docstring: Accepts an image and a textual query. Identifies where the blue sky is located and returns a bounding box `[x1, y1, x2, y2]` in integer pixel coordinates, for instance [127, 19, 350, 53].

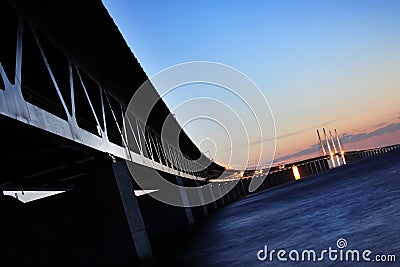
[103, 0, 400, 166]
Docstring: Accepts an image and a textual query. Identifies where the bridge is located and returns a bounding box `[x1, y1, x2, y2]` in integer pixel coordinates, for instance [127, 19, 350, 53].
[1, 1, 399, 266]
[0, 0, 248, 265]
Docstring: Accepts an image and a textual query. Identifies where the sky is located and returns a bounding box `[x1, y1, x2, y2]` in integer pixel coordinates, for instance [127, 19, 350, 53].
[102, 0, 400, 167]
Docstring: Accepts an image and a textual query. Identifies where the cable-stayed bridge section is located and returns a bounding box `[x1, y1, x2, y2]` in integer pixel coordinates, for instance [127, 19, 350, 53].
[1, 1, 400, 266]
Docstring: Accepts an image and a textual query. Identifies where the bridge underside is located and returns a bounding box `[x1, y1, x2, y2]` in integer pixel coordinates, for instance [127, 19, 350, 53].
[0, 115, 95, 191]
[0, 115, 247, 266]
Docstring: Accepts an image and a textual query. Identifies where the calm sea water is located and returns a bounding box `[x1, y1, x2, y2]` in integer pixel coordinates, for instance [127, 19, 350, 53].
[159, 150, 400, 266]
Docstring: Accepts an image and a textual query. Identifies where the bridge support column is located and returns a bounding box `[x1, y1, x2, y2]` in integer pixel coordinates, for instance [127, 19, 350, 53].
[217, 183, 225, 206]
[236, 182, 242, 198]
[307, 163, 312, 175]
[240, 179, 246, 196]
[223, 183, 231, 203]
[313, 161, 318, 173]
[231, 182, 237, 200]
[176, 177, 195, 224]
[317, 160, 322, 172]
[112, 161, 153, 265]
[195, 181, 208, 217]
[208, 184, 218, 210]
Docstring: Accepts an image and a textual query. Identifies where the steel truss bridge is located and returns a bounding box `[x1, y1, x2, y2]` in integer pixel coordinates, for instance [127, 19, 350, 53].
[0, 0, 226, 192]
[2, 1, 399, 266]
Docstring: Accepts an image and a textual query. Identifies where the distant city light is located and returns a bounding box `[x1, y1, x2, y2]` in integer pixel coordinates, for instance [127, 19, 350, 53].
[292, 165, 301, 180]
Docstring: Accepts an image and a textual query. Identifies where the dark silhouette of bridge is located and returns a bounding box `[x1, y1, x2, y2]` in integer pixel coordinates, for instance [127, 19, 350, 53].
[1, 1, 399, 266]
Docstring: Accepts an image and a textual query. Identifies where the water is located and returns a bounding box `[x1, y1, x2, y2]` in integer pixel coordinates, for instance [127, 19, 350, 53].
[159, 150, 400, 266]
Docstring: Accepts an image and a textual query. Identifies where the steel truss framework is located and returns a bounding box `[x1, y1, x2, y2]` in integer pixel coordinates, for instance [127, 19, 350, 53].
[0, 15, 207, 181]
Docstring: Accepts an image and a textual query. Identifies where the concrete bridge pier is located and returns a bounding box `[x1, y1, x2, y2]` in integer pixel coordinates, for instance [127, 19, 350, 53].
[176, 177, 195, 225]
[240, 179, 247, 196]
[222, 183, 231, 204]
[230, 182, 238, 201]
[179, 178, 207, 222]
[315, 161, 320, 173]
[241, 179, 249, 196]
[207, 184, 219, 211]
[111, 160, 154, 265]
[224, 183, 232, 203]
[265, 173, 274, 188]
[310, 162, 316, 174]
[234, 181, 242, 198]
[195, 181, 209, 217]
[216, 183, 225, 207]
[235, 180, 243, 198]
[0, 155, 156, 267]
[317, 160, 323, 172]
